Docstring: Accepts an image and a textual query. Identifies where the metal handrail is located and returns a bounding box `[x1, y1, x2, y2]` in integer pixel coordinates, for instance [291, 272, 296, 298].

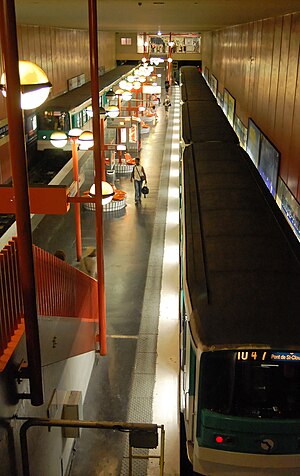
[19, 417, 164, 476]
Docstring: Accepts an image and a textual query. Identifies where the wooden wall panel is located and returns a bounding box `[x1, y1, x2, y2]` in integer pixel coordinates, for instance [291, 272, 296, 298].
[202, 11, 300, 203]
[280, 16, 296, 184]
[0, 24, 116, 183]
[286, 14, 300, 196]
[251, 21, 262, 121]
[0, 54, 6, 119]
[259, 19, 274, 128]
[242, 23, 253, 124]
[268, 16, 283, 134]
[0, 142, 11, 183]
[14, 26, 114, 99]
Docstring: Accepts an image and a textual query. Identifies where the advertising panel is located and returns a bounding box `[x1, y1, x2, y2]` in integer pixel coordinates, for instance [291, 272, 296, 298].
[246, 118, 261, 167]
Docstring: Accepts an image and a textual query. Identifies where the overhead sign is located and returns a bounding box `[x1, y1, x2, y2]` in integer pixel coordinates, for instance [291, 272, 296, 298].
[236, 350, 300, 363]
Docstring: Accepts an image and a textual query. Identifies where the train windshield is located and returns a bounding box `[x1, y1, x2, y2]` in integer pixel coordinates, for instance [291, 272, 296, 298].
[38, 110, 69, 131]
[200, 350, 300, 419]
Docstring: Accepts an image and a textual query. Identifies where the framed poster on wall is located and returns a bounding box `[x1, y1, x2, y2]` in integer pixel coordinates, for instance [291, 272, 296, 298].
[234, 116, 247, 149]
[226, 90, 235, 126]
[204, 66, 209, 83]
[246, 118, 261, 167]
[223, 89, 229, 116]
[277, 178, 300, 240]
[210, 74, 218, 97]
[258, 135, 280, 197]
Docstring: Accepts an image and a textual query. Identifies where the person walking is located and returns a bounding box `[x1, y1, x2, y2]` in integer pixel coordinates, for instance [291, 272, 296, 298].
[131, 157, 147, 204]
[163, 95, 171, 119]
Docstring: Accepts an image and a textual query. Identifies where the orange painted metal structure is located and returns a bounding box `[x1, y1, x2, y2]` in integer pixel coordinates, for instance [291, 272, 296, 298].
[34, 246, 98, 320]
[0, 239, 24, 371]
[167, 32, 172, 84]
[88, 0, 107, 356]
[0, 185, 70, 214]
[0, 0, 43, 405]
[0, 237, 98, 372]
[70, 137, 83, 261]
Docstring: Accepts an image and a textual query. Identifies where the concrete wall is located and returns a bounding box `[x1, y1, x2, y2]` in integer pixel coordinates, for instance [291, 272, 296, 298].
[0, 329, 95, 476]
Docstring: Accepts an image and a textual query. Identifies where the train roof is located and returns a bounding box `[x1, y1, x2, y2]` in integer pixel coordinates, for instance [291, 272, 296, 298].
[181, 66, 216, 102]
[181, 100, 239, 144]
[183, 141, 300, 349]
[35, 64, 136, 112]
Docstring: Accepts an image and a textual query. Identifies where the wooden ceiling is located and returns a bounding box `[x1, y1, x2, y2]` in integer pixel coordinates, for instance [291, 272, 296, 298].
[15, 0, 300, 33]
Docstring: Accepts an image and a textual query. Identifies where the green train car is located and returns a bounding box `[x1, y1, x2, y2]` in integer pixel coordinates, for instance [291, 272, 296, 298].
[179, 66, 300, 475]
[35, 65, 136, 152]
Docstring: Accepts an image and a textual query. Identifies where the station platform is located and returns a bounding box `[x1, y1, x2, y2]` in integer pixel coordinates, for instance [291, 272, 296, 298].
[31, 85, 181, 475]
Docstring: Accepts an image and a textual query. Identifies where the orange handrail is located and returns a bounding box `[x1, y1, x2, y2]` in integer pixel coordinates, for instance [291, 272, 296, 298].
[0, 237, 98, 371]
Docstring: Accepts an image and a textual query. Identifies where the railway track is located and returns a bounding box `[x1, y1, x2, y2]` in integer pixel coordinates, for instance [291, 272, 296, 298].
[0, 149, 71, 237]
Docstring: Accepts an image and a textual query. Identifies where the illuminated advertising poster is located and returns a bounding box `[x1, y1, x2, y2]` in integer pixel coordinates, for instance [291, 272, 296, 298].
[258, 135, 280, 197]
[277, 178, 300, 240]
[217, 90, 223, 107]
[246, 118, 261, 167]
[226, 90, 235, 126]
[223, 89, 229, 116]
[204, 66, 209, 83]
[210, 74, 218, 97]
[234, 116, 247, 149]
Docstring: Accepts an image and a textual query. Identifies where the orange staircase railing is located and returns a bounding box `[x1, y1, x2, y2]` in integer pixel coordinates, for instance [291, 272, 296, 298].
[0, 237, 98, 371]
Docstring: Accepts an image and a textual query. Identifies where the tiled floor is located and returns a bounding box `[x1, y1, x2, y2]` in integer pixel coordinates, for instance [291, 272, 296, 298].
[31, 82, 180, 476]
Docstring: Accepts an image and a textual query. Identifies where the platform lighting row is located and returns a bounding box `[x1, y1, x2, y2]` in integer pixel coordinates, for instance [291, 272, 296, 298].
[49, 128, 114, 205]
[78, 63, 159, 125]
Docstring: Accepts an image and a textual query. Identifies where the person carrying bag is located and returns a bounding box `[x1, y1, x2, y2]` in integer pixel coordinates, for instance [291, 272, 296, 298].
[130, 157, 147, 204]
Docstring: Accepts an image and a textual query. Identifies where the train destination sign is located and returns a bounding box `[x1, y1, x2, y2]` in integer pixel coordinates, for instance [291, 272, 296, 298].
[236, 351, 300, 363]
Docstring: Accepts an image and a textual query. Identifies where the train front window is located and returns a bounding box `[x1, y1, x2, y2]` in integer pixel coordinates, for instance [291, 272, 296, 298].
[38, 110, 69, 131]
[200, 351, 300, 419]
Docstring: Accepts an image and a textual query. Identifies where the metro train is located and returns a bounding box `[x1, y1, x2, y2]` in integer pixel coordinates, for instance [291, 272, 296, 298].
[32, 64, 137, 152]
[179, 66, 300, 475]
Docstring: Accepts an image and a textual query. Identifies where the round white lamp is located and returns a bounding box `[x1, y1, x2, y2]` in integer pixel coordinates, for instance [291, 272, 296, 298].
[50, 131, 68, 148]
[78, 131, 94, 150]
[133, 81, 141, 90]
[68, 128, 83, 139]
[89, 182, 114, 205]
[0, 60, 52, 110]
[106, 105, 119, 118]
[122, 91, 132, 101]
